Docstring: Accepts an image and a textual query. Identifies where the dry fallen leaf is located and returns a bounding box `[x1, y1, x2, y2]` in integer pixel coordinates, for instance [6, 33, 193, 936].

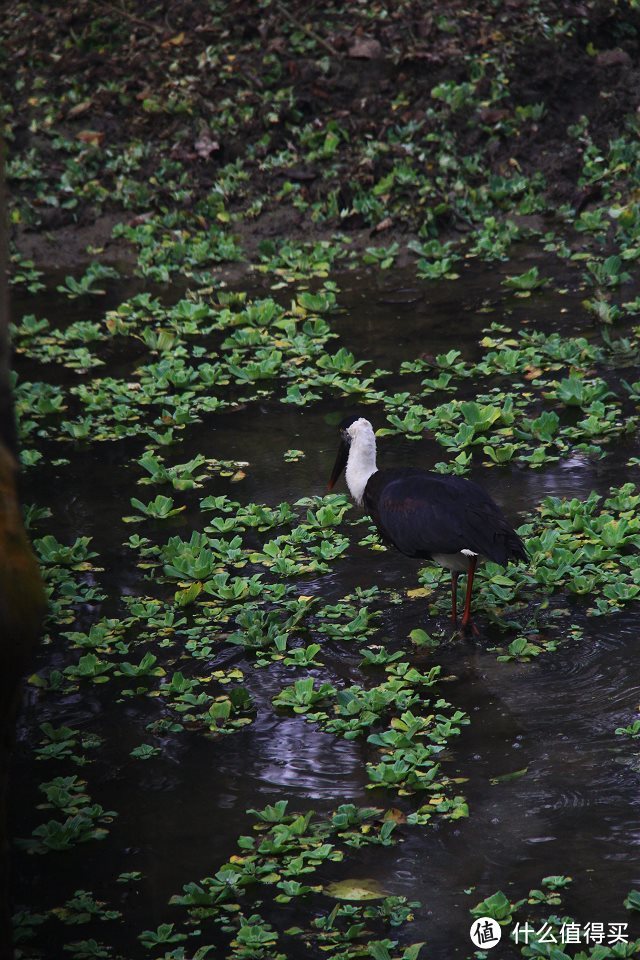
[127, 212, 154, 227]
[194, 134, 220, 159]
[348, 37, 382, 59]
[76, 130, 104, 147]
[162, 31, 185, 47]
[68, 100, 92, 119]
[372, 216, 393, 234]
[383, 807, 407, 823]
[596, 48, 631, 68]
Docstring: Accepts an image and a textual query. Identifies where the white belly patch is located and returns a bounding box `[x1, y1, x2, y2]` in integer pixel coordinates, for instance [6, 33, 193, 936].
[431, 550, 478, 572]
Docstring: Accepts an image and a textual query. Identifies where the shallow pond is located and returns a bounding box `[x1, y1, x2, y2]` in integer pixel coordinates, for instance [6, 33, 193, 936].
[9, 251, 640, 959]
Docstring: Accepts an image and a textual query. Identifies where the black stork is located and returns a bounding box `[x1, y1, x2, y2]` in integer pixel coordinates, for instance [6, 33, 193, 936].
[327, 415, 527, 631]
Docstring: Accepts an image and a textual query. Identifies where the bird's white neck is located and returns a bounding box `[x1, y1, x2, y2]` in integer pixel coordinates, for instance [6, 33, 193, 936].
[345, 420, 377, 505]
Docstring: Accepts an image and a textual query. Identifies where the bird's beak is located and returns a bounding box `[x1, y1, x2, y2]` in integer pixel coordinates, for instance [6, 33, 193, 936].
[327, 437, 349, 492]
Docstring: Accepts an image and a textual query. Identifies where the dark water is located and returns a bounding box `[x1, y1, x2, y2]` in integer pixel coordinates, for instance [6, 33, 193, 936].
[9, 256, 640, 958]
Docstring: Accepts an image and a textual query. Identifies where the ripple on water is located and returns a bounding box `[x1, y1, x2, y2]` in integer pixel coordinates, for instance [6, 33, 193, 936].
[211, 713, 367, 802]
[463, 612, 640, 737]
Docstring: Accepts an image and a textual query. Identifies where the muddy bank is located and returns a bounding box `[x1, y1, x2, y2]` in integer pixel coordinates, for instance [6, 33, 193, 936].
[4, 1, 640, 268]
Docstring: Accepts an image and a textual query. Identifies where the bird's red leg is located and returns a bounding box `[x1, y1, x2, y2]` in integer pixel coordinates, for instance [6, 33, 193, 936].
[450, 571, 459, 624]
[460, 556, 477, 633]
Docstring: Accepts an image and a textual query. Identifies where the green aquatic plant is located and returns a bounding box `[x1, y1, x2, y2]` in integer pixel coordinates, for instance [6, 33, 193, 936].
[34, 535, 98, 567]
[17, 801, 117, 853]
[127, 495, 186, 521]
[615, 718, 640, 739]
[502, 265, 547, 294]
[52, 889, 121, 924]
[584, 254, 632, 289]
[56, 262, 120, 298]
[363, 243, 399, 270]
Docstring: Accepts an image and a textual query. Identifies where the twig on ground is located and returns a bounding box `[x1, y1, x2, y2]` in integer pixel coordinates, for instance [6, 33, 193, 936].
[273, 2, 340, 58]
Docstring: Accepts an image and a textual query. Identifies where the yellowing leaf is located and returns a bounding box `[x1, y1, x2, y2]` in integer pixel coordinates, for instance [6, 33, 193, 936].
[27, 673, 47, 688]
[174, 582, 203, 607]
[324, 878, 387, 901]
[383, 808, 406, 823]
[162, 31, 185, 47]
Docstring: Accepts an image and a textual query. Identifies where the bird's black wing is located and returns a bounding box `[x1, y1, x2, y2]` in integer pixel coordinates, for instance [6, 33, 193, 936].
[364, 469, 527, 565]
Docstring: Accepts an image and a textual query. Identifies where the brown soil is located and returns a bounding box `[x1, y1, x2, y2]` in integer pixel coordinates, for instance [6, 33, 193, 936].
[3, 1, 640, 267]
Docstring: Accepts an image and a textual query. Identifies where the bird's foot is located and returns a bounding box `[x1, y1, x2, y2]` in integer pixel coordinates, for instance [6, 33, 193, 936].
[460, 617, 480, 637]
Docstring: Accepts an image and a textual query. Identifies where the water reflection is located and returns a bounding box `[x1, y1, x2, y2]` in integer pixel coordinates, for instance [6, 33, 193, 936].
[10, 256, 640, 956]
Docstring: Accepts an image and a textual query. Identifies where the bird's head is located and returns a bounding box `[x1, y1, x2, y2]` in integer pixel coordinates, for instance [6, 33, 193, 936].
[327, 415, 372, 491]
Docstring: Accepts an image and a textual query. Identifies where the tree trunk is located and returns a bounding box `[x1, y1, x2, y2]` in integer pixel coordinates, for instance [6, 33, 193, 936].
[0, 136, 46, 960]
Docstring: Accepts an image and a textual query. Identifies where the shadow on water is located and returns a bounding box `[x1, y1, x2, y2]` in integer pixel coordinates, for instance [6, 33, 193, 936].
[9, 253, 640, 956]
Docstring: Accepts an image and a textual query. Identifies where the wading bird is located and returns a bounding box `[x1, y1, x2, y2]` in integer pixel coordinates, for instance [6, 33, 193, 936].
[327, 416, 527, 631]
